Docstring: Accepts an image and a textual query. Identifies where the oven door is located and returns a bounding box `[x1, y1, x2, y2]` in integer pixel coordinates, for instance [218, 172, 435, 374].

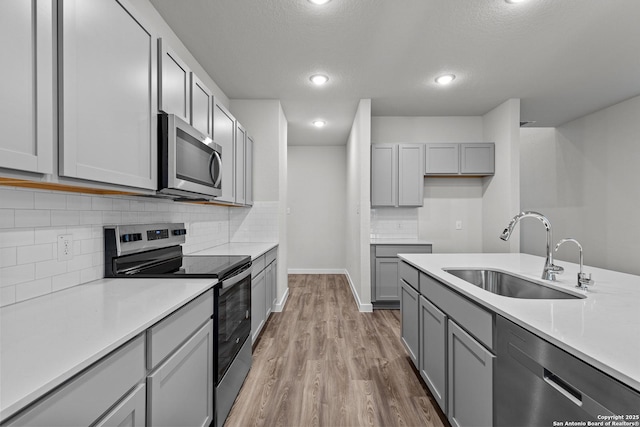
[215, 265, 251, 384]
[159, 113, 222, 199]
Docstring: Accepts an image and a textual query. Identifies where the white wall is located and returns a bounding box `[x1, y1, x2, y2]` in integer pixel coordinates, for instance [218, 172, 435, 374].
[287, 146, 346, 271]
[345, 99, 372, 311]
[520, 95, 640, 275]
[481, 99, 521, 253]
[230, 100, 289, 310]
[371, 116, 485, 252]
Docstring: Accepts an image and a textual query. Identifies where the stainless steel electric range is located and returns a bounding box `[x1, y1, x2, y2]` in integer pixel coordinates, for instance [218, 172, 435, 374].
[104, 223, 252, 427]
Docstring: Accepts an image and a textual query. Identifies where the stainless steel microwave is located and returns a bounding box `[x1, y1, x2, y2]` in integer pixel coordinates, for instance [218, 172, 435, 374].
[158, 112, 222, 200]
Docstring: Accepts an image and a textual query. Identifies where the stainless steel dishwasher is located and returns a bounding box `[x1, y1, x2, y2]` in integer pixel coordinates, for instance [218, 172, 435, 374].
[495, 315, 640, 426]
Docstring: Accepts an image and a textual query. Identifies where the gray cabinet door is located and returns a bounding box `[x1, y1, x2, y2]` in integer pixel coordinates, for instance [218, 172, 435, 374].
[0, 0, 54, 174]
[59, 0, 157, 189]
[246, 135, 254, 206]
[147, 321, 214, 427]
[447, 320, 494, 427]
[460, 143, 494, 175]
[94, 384, 146, 427]
[400, 280, 420, 368]
[425, 144, 459, 175]
[158, 39, 190, 122]
[190, 73, 212, 137]
[420, 296, 447, 413]
[398, 144, 424, 206]
[265, 262, 273, 318]
[235, 123, 246, 205]
[213, 100, 236, 204]
[375, 257, 401, 301]
[371, 144, 397, 207]
[251, 270, 266, 344]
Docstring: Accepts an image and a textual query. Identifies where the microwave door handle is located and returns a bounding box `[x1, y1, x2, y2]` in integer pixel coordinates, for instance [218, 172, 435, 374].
[210, 151, 222, 188]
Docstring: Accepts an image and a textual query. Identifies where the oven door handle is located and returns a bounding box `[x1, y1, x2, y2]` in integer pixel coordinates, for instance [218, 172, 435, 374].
[221, 265, 252, 289]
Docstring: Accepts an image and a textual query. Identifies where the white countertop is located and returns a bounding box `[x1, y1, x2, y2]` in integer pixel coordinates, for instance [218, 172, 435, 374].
[370, 238, 433, 245]
[399, 253, 640, 392]
[0, 277, 217, 421]
[189, 242, 278, 260]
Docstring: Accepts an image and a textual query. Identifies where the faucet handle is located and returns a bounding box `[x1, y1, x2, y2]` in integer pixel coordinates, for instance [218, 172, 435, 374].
[577, 272, 594, 290]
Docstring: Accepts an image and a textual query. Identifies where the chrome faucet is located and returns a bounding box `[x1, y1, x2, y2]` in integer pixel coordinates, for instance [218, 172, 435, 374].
[555, 238, 594, 290]
[500, 211, 564, 281]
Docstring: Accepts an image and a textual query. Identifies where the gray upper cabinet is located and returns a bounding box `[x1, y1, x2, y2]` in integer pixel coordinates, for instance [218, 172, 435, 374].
[59, 0, 157, 190]
[0, 0, 54, 174]
[371, 143, 423, 207]
[398, 144, 425, 206]
[371, 144, 398, 206]
[425, 143, 494, 176]
[246, 135, 254, 206]
[190, 73, 212, 138]
[424, 143, 459, 175]
[235, 123, 246, 205]
[460, 143, 494, 175]
[213, 100, 236, 204]
[158, 38, 190, 122]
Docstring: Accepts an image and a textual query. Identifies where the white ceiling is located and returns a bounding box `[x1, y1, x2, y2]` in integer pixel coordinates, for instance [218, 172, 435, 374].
[149, 0, 640, 146]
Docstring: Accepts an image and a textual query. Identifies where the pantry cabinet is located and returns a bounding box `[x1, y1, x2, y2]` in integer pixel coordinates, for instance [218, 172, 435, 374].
[190, 73, 213, 137]
[58, 0, 157, 190]
[158, 38, 190, 122]
[0, 0, 54, 174]
[371, 144, 424, 207]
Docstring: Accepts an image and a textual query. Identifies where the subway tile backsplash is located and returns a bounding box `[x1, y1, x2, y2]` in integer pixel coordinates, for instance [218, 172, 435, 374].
[0, 187, 278, 307]
[370, 207, 419, 239]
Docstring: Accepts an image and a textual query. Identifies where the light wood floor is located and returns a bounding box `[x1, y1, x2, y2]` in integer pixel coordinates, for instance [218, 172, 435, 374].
[224, 274, 449, 427]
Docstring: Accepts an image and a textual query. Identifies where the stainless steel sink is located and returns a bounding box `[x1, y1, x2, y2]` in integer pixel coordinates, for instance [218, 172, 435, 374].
[443, 269, 583, 299]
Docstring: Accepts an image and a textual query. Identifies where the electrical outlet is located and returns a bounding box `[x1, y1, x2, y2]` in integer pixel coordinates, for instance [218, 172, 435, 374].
[455, 220, 463, 230]
[58, 234, 73, 261]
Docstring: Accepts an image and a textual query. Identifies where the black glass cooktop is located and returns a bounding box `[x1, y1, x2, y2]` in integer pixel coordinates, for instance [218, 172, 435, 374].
[172, 255, 251, 278]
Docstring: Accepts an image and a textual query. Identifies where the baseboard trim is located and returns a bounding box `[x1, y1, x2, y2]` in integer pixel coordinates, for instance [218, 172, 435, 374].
[343, 269, 373, 313]
[287, 268, 347, 275]
[273, 287, 289, 312]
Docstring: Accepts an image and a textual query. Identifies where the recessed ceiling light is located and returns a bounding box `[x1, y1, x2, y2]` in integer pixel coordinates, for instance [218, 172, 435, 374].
[435, 74, 456, 85]
[310, 74, 329, 85]
[308, 0, 331, 4]
[313, 120, 326, 128]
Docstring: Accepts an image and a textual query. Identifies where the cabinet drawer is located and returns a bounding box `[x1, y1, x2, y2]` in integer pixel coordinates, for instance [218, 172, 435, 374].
[265, 247, 277, 265]
[4, 335, 144, 427]
[252, 254, 265, 278]
[375, 245, 432, 257]
[420, 272, 493, 349]
[400, 261, 419, 291]
[146, 290, 213, 369]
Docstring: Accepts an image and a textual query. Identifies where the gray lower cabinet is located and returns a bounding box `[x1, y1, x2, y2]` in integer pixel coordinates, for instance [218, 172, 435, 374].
[419, 295, 447, 413]
[265, 260, 277, 318]
[147, 320, 214, 427]
[2, 336, 145, 427]
[447, 320, 494, 427]
[94, 384, 146, 427]
[251, 269, 267, 344]
[400, 280, 419, 367]
[371, 244, 432, 308]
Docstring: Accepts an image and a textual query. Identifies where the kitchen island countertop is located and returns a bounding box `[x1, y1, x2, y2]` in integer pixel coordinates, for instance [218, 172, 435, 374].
[399, 252, 640, 392]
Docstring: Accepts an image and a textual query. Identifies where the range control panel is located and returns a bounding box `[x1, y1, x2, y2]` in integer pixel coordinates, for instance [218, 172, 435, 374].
[105, 223, 187, 256]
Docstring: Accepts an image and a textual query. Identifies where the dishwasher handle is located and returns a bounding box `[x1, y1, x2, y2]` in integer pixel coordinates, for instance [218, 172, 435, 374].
[543, 369, 582, 406]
